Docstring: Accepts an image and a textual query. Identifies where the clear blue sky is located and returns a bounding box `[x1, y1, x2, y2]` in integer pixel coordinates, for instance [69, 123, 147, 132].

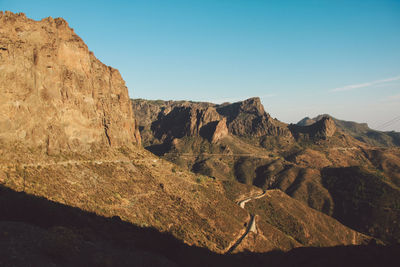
[2, 0, 400, 131]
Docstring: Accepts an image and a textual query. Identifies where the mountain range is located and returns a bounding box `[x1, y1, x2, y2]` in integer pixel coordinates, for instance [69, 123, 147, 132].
[0, 11, 399, 266]
[297, 115, 400, 147]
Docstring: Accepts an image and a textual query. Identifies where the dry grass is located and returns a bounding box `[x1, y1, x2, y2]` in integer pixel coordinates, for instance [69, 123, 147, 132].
[0, 144, 248, 253]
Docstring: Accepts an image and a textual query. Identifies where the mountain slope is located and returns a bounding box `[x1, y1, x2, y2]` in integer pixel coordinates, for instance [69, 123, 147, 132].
[132, 98, 400, 244]
[297, 115, 400, 147]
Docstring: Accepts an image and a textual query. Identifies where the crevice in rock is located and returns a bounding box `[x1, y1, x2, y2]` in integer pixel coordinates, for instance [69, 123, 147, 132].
[33, 47, 38, 65]
[103, 117, 111, 146]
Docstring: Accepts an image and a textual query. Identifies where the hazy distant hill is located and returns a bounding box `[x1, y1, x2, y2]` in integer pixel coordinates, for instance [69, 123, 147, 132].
[297, 115, 400, 147]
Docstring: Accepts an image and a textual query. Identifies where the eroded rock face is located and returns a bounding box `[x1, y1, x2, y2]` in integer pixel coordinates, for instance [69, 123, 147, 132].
[150, 104, 228, 143]
[217, 97, 292, 138]
[320, 117, 336, 137]
[211, 118, 228, 143]
[132, 97, 293, 146]
[289, 116, 336, 140]
[0, 11, 140, 153]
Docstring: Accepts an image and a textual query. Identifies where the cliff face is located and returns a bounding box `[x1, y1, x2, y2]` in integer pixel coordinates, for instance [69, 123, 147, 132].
[131, 98, 298, 184]
[151, 105, 228, 143]
[216, 97, 292, 138]
[131, 98, 342, 183]
[289, 116, 336, 140]
[0, 11, 140, 154]
[132, 97, 293, 148]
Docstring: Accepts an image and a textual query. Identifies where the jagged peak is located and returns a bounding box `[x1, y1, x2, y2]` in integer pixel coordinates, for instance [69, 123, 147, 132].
[0, 11, 27, 19]
[290, 116, 336, 140]
[242, 96, 261, 103]
[0, 11, 69, 26]
[297, 117, 314, 126]
[240, 97, 264, 113]
[219, 97, 266, 117]
[314, 114, 333, 121]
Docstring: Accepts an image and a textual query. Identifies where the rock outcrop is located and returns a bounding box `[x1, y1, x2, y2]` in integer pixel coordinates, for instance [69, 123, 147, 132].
[132, 99, 229, 145]
[297, 114, 400, 147]
[131, 98, 298, 182]
[150, 105, 227, 142]
[289, 116, 336, 140]
[0, 11, 140, 154]
[210, 118, 228, 143]
[296, 117, 316, 126]
[216, 97, 292, 138]
[132, 97, 293, 147]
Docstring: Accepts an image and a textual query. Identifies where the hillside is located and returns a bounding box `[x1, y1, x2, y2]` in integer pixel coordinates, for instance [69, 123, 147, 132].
[297, 115, 400, 147]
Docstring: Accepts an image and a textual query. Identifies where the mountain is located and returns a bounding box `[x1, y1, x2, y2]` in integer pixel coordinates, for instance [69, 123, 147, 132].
[133, 97, 293, 149]
[0, 12, 141, 156]
[0, 11, 398, 266]
[297, 115, 400, 147]
[289, 116, 337, 140]
[132, 98, 400, 244]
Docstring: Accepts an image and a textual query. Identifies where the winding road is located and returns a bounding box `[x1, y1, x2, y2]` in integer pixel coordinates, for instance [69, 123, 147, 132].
[225, 190, 268, 254]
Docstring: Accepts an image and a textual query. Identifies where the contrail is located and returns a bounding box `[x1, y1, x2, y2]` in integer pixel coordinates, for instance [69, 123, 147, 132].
[331, 75, 400, 92]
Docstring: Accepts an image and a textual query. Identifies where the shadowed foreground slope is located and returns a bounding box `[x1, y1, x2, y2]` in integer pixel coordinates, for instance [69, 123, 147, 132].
[0, 184, 399, 267]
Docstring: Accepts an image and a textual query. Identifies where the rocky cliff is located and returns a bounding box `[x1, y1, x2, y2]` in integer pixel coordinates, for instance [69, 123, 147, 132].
[132, 97, 293, 147]
[151, 105, 228, 143]
[130, 98, 344, 181]
[0, 11, 140, 155]
[297, 114, 400, 147]
[289, 116, 336, 140]
[216, 97, 292, 138]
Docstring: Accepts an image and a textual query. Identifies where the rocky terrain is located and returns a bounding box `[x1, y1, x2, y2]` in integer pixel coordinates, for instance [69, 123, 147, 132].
[298, 114, 400, 147]
[133, 97, 293, 150]
[132, 98, 400, 244]
[0, 11, 399, 266]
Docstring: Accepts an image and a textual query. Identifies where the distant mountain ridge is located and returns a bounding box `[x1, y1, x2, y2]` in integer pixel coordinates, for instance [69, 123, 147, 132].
[133, 97, 339, 151]
[297, 115, 400, 147]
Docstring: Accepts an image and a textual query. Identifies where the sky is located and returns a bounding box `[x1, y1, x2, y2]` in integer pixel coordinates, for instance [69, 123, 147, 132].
[1, 0, 400, 131]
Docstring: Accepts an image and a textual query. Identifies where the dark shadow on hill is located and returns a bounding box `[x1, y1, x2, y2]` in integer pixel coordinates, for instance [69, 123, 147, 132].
[0, 184, 227, 267]
[321, 166, 400, 244]
[145, 142, 171, 156]
[0, 184, 399, 267]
